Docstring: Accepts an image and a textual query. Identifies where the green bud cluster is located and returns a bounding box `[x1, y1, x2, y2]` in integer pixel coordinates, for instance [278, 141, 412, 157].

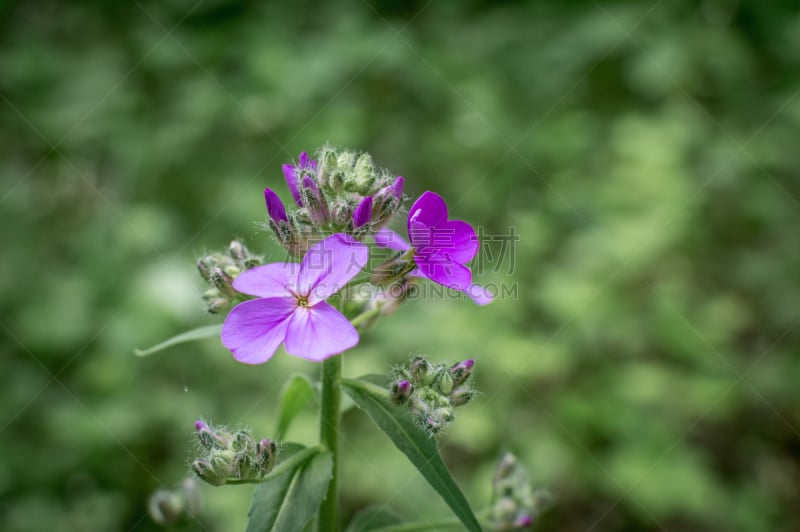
[147, 478, 201, 526]
[390, 355, 477, 435]
[488, 453, 551, 530]
[197, 240, 262, 314]
[191, 421, 278, 486]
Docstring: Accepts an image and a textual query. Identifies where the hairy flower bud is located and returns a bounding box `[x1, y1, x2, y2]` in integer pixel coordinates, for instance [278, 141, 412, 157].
[435, 371, 454, 395]
[409, 356, 430, 384]
[450, 385, 476, 407]
[192, 459, 226, 487]
[256, 438, 277, 472]
[316, 148, 338, 189]
[450, 359, 474, 387]
[354, 153, 375, 193]
[390, 380, 414, 404]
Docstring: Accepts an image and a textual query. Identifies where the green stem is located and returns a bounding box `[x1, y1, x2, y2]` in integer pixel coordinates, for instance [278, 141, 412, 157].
[368, 519, 473, 531]
[350, 307, 381, 328]
[318, 356, 342, 531]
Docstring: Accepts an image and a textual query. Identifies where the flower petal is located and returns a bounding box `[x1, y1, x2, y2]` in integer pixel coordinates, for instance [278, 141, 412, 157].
[283, 302, 359, 361]
[298, 151, 312, 168]
[221, 298, 295, 364]
[392, 176, 404, 200]
[233, 263, 297, 298]
[436, 220, 479, 264]
[415, 256, 472, 291]
[465, 283, 494, 305]
[297, 233, 369, 303]
[282, 164, 303, 206]
[374, 227, 410, 251]
[408, 191, 448, 232]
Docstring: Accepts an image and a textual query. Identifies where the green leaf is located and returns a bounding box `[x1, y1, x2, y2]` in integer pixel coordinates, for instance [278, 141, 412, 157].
[276, 373, 319, 439]
[133, 324, 222, 357]
[246, 445, 332, 532]
[341, 378, 482, 532]
[346, 505, 402, 532]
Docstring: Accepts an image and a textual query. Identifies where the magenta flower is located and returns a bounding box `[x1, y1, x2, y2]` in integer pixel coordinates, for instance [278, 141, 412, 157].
[375, 191, 493, 305]
[282, 151, 317, 206]
[221, 233, 368, 364]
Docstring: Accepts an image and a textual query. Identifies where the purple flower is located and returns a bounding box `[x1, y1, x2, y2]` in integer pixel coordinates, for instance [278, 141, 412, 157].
[374, 191, 493, 305]
[282, 151, 317, 206]
[221, 233, 368, 364]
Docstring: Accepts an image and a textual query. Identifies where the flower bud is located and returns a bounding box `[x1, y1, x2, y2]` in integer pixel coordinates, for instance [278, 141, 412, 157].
[192, 460, 226, 487]
[450, 359, 474, 387]
[195, 420, 230, 450]
[337, 151, 355, 171]
[264, 188, 289, 224]
[354, 153, 375, 193]
[301, 176, 330, 226]
[352, 196, 373, 229]
[317, 148, 338, 188]
[331, 201, 354, 227]
[148, 489, 184, 525]
[450, 385, 476, 407]
[203, 288, 229, 314]
[409, 356, 430, 384]
[513, 513, 534, 528]
[197, 258, 213, 281]
[228, 240, 250, 263]
[232, 430, 256, 454]
[390, 380, 414, 404]
[435, 371, 454, 395]
[256, 438, 277, 472]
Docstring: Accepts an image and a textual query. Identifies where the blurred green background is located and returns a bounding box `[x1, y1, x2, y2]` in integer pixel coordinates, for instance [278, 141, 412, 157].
[2, 0, 800, 530]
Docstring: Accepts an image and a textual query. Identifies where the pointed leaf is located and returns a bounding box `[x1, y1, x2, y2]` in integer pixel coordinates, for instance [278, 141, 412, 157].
[341, 378, 482, 532]
[134, 324, 222, 357]
[247, 445, 332, 532]
[276, 373, 319, 439]
[346, 505, 402, 531]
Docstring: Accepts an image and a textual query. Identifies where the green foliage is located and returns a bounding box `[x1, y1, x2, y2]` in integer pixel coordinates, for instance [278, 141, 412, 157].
[342, 377, 482, 531]
[2, 0, 800, 530]
[276, 373, 319, 439]
[246, 444, 332, 532]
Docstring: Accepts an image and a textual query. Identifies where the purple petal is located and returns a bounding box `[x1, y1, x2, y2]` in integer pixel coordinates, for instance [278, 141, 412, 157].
[374, 227, 410, 251]
[232, 263, 297, 298]
[298, 151, 311, 168]
[415, 256, 472, 291]
[297, 233, 369, 303]
[221, 297, 296, 364]
[353, 196, 373, 228]
[465, 283, 494, 305]
[408, 191, 448, 232]
[392, 176, 404, 200]
[408, 219, 477, 264]
[283, 302, 359, 361]
[282, 164, 303, 206]
[264, 188, 288, 223]
[437, 220, 479, 264]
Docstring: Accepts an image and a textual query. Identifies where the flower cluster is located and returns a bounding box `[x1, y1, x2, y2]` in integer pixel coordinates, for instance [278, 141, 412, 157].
[488, 453, 552, 530]
[265, 146, 404, 256]
[196, 240, 262, 314]
[390, 355, 477, 434]
[218, 146, 493, 365]
[191, 421, 278, 486]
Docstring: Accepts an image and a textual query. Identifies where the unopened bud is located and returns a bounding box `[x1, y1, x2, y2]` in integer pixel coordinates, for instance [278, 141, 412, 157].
[337, 151, 355, 171]
[195, 420, 230, 450]
[192, 460, 225, 487]
[203, 289, 229, 314]
[354, 153, 375, 193]
[352, 196, 373, 229]
[450, 359, 474, 387]
[228, 240, 248, 262]
[317, 148, 338, 188]
[256, 438, 277, 472]
[409, 356, 431, 385]
[390, 380, 414, 404]
[197, 259, 213, 281]
[302, 176, 330, 226]
[450, 386, 476, 407]
[232, 430, 256, 454]
[435, 372, 454, 395]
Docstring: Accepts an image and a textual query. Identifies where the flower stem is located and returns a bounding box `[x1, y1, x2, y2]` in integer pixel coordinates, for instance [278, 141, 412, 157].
[318, 355, 341, 531]
[350, 307, 381, 328]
